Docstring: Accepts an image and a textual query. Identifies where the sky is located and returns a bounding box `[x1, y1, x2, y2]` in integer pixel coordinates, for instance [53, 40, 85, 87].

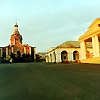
[0, 0, 100, 52]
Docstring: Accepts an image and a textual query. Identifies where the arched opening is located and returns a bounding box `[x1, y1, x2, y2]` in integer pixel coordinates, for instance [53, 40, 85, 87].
[61, 51, 68, 62]
[73, 51, 79, 61]
[50, 54, 52, 63]
[53, 52, 56, 63]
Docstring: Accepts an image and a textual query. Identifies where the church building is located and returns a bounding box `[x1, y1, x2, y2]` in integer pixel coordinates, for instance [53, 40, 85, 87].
[0, 22, 36, 61]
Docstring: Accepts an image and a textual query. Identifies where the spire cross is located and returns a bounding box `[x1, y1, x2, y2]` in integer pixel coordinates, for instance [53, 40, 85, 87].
[16, 19, 17, 25]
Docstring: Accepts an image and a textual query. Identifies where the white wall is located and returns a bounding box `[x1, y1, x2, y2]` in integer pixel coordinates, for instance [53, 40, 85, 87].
[46, 47, 93, 63]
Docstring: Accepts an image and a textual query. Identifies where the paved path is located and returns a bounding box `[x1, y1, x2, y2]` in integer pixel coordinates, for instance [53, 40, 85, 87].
[0, 63, 100, 100]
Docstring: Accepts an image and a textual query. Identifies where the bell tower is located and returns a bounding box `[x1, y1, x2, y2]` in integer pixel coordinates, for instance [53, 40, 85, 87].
[10, 22, 23, 45]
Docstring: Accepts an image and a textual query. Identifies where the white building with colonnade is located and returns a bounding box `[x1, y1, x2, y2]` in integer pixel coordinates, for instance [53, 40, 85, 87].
[46, 41, 92, 63]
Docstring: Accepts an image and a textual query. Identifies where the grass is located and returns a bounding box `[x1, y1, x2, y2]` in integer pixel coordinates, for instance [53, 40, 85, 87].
[0, 63, 99, 100]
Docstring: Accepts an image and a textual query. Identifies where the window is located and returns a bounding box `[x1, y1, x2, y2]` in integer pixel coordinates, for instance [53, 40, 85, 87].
[98, 24, 100, 27]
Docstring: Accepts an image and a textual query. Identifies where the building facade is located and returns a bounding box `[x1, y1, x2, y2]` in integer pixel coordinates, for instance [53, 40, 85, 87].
[37, 52, 46, 62]
[0, 23, 36, 61]
[79, 18, 100, 64]
[46, 41, 92, 63]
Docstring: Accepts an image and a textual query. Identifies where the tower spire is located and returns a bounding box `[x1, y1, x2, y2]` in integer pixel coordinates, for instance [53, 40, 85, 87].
[14, 21, 18, 27]
[14, 21, 18, 32]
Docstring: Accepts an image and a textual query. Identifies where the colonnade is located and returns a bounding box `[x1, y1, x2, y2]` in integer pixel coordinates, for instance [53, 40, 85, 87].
[0, 46, 32, 58]
[80, 35, 100, 60]
[46, 50, 79, 63]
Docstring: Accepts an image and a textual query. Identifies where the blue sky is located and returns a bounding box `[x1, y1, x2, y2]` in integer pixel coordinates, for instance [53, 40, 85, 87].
[0, 0, 100, 52]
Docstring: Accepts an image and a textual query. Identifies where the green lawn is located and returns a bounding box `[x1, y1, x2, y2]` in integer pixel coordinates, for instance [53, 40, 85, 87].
[0, 63, 100, 100]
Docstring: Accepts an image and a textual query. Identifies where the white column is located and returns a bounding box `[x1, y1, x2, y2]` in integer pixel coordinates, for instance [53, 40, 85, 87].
[95, 35, 99, 57]
[52, 53, 56, 63]
[6, 47, 8, 57]
[46, 55, 48, 63]
[29, 47, 31, 55]
[52, 53, 54, 63]
[49, 55, 51, 62]
[54, 53, 56, 62]
[80, 41, 86, 59]
[47, 56, 48, 63]
[68, 52, 73, 61]
[92, 36, 96, 57]
[56, 52, 61, 63]
[47, 56, 49, 63]
[47, 55, 50, 63]
[24, 46, 26, 54]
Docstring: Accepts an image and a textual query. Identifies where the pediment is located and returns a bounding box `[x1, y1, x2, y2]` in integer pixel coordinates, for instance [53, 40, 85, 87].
[88, 18, 100, 30]
[82, 18, 100, 38]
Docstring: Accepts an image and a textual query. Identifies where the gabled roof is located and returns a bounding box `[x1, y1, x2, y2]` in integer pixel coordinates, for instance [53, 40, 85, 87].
[57, 41, 80, 48]
[47, 41, 92, 53]
[88, 18, 100, 29]
[57, 41, 92, 48]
